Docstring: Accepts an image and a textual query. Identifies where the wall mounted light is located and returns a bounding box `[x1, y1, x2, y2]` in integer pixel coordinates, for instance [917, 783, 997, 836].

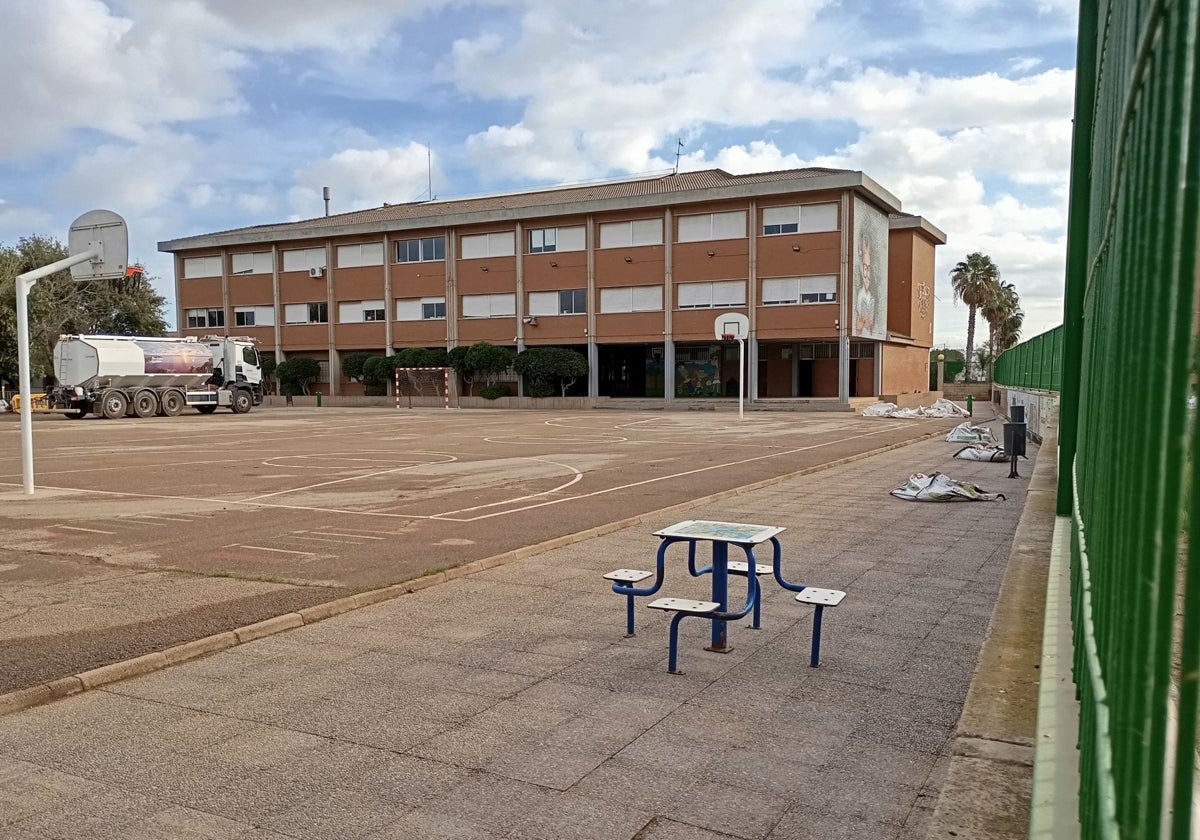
[480, 266, 489, 272]
[792, 245, 801, 252]
[522, 316, 537, 326]
[624, 256, 633, 263]
[706, 250, 716, 258]
[550, 261, 558, 268]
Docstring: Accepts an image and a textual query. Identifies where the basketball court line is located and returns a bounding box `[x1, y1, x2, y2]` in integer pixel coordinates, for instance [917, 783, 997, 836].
[241, 454, 460, 502]
[4, 422, 920, 525]
[48, 524, 116, 535]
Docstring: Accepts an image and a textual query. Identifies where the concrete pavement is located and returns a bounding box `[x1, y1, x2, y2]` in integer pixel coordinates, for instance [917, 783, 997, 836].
[0, 411, 1034, 839]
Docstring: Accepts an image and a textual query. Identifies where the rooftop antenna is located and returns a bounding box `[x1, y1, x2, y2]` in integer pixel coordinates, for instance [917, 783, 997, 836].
[673, 139, 684, 175]
[322, 186, 331, 216]
[427, 145, 433, 200]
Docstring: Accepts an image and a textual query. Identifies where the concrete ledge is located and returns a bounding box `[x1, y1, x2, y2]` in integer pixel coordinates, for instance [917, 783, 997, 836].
[234, 613, 304, 643]
[926, 435, 1060, 838]
[0, 677, 85, 717]
[298, 596, 361, 624]
[163, 632, 239, 664]
[78, 652, 169, 690]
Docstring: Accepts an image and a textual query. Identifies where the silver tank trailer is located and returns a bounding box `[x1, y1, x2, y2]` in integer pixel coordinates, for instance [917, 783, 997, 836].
[54, 336, 215, 391]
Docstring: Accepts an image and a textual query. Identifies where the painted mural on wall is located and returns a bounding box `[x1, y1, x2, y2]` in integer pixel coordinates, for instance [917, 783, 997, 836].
[852, 197, 889, 341]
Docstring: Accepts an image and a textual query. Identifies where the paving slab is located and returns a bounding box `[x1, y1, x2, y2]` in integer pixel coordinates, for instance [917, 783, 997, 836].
[0, 408, 1033, 838]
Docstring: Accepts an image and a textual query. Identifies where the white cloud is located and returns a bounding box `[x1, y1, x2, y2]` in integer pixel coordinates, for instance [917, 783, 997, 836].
[289, 143, 442, 218]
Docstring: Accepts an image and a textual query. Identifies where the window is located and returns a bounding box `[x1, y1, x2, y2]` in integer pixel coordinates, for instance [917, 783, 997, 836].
[234, 305, 275, 327]
[284, 302, 328, 324]
[677, 211, 746, 242]
[599, 285, 663, 313]
[461, 293, 516, 318]
[528, 226, 585, 254]
[677, 280, 746, 309]
[396, 296, 447, 321]
[850, 342, 875, 359]
[762, 275, 838, 305]
[460, 231, 515, 259]
[337, 243, 384, 268]
[762, 203, 839, 235]
[599, 219, 662, 248]
[529, 289, 586, 316]
[338, 300, 385, 323]
[396, 236, 445, 263]
[185, 308, 224, 328]
[242, 345, 259, 366]
[183, 255, 222, 278]
[230, 251, 272, 275]
[282, 247, 326, 272]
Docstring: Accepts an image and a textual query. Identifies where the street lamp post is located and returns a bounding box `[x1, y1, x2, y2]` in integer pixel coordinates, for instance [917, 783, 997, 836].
[936, 353, 946, 392]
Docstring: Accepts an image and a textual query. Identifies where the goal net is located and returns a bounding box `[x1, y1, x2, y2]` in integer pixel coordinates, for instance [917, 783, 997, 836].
[393, 366, 452, 409]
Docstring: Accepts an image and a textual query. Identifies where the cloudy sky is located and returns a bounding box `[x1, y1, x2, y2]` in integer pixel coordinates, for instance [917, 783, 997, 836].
[0, 0, 1078, 348]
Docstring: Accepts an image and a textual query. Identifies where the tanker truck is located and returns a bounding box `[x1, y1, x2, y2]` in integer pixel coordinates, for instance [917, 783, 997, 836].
[47, 334, 264, 419]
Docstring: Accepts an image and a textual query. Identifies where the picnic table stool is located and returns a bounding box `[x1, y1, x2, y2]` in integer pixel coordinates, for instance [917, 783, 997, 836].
[603, 569, 654, 636]
[794, 588, 846, 667]
[648, 597, 720, 674]
[727, 560, 772, 628]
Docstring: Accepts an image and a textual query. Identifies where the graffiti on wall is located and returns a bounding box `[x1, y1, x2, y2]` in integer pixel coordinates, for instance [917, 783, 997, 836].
[852, 197, 889, 341]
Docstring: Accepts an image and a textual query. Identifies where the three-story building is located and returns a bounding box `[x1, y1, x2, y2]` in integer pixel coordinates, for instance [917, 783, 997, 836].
[159, 167, 946, 403]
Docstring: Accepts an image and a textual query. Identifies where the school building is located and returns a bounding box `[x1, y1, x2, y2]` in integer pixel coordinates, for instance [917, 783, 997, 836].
[158, 168, 946, 404]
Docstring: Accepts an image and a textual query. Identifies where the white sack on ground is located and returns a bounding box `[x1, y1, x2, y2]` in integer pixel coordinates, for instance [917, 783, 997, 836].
[863, 398, 971, 419]
[890, 472, 1006, 502]
[954, 443, 1008, 462]
[945, 422, 996, 443]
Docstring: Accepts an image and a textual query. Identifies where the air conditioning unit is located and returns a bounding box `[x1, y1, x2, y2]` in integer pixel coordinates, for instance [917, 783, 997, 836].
[308, 266, 325, 278]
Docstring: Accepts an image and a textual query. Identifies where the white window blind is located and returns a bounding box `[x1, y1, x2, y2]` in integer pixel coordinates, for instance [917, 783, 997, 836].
[712, 280, 745, 306]
[556, 226, 585, 252]
[677, 211, 746, 242]
[600, 288, 632, 313]
[678, 281, 745, 309]
[800, 203, 838, 232]
[183, 255, 222, 278]
[528, 291, 559, 317]
[282, 247, 326, 272]
[284, 303, 308, 324]
[763, 206, 797, 228]
[462, 293, 515, 318]
[337, 242, 384, 268]
[339, 302, 362, 323]
[396, 299, 421, 321]
[461, 232, 515, 259]
[763, 278, 799, 304]
[230, 251, 272, 275]
[600, 219, 662, 247]
[678, 282, 711, 308]
[632, 285, 662, 311]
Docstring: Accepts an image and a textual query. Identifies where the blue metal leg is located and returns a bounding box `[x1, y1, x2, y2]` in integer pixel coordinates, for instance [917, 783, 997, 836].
[810, 604, 825, 667]
[668, 612, 686, 673]
[706, 542, 729, 651]
[625, 593, 637, 637]
[751, 589, 762, 629]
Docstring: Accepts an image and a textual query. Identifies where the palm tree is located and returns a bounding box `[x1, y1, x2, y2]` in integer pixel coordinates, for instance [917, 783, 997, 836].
[949, 252, 1001, 380]
[980, 280, 1019, 380]
[996, 307, 1024, 352]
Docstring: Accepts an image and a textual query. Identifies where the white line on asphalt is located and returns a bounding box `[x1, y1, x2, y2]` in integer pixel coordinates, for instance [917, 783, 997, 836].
[241, 454, 460, 502]
[234, 545, 317, 555]
[49, 524, 116, 535]
[128, 514, 195, 522]
[304, 531, 387, 540]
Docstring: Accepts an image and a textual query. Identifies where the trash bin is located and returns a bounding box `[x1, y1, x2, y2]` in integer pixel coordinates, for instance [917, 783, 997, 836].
[286, 394, 293, 406]
[316, 391, 322, 407]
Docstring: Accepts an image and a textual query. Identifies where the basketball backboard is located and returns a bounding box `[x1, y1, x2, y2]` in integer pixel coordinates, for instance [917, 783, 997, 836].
[714, 312, 749, 341]
[68, 209, 128, 281]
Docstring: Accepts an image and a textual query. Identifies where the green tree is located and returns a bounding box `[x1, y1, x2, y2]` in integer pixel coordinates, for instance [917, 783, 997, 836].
[391, 347, 445, 368]
[449, 341, 513, 395]
[0, 236, 168, 385]
[928, 347, 965, 389]
[361, 356, 392, 396]
[995, 308, 1024, 352]
[949, 252, 1001, 381]
[276, 357, 322, 395]
[514, 346, 588, 397]
[259, 352, 278, 395]
[341, 352, 372, 383]
[979, 280, 1019, 380]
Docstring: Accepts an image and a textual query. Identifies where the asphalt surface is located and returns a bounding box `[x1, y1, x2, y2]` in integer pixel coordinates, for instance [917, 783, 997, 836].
[0, 406, 1034, 839]
[0, 406, 958, 696]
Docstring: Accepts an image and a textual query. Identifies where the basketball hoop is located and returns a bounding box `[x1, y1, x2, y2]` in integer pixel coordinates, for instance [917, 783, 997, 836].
[722, 333, 736, 342]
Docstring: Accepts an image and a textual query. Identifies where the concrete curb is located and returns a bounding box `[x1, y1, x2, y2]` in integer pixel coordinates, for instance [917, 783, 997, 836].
[0, 424, 949, 718]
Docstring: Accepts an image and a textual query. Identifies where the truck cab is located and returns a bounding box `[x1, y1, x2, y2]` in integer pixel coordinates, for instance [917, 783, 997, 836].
[203, 336, 264, 405]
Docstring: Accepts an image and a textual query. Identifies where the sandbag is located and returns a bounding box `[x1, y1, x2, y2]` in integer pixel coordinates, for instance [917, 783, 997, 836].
[890, 472, 1006, 502]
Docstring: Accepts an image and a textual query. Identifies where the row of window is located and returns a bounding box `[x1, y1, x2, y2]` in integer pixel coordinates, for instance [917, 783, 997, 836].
[182, 203, 840, 278]
[185, 275, 839, 327]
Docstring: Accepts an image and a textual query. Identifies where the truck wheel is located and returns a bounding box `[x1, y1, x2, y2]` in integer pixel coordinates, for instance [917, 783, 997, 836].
[232, 389, 253, 414]
[160, 390, 185, 417]
[132, 390, 158, 418]
[100, 390, 128, 420]
[196, 405, 218, 414]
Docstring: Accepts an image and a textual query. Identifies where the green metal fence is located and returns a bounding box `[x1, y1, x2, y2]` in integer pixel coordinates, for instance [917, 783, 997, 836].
[1053, 0, 1200, 837]
[993, 326, 1063, 392]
